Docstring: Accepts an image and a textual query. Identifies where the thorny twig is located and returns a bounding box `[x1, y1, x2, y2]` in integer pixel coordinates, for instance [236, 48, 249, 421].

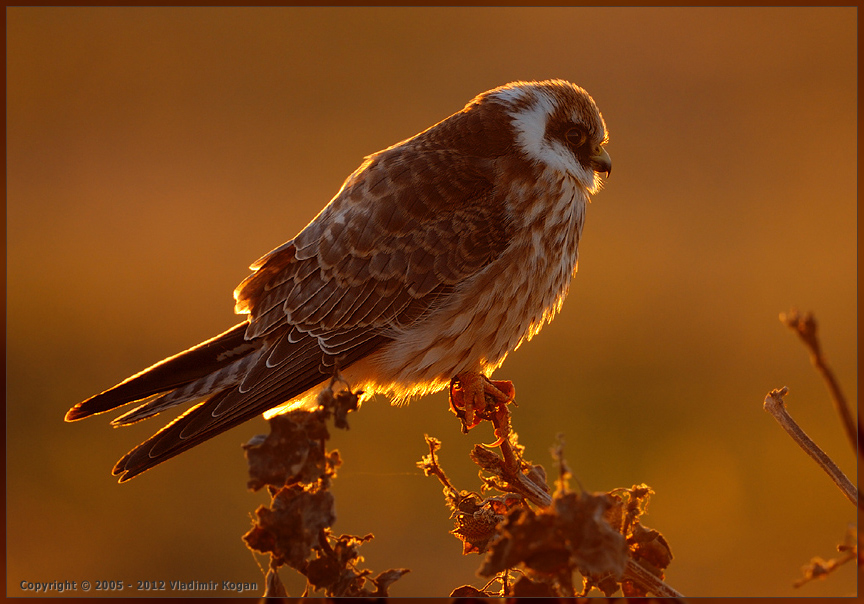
[780, 309, 861, 458]
[763, 387, 860, 509]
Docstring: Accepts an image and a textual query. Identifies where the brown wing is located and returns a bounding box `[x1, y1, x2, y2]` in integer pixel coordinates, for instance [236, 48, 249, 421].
[237, 157, 511, 337]
[111, 114, 515, 480]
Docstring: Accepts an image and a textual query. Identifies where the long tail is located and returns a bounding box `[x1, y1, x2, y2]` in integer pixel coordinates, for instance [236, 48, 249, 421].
[67, 321, 386, 482]
[65, 322, 251, 422]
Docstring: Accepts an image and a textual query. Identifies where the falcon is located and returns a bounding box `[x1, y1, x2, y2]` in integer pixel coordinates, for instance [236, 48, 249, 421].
[66, 79, 611, 482]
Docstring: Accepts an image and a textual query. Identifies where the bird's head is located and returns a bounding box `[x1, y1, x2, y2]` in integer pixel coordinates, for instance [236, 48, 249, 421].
[485, 79, 611, 194]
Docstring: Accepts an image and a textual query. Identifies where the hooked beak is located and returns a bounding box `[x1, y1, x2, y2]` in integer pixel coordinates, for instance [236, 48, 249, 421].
[590, 147, 612, 177]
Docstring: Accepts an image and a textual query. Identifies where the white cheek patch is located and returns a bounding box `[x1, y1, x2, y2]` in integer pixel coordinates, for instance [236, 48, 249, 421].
[509, 92, 585, 178]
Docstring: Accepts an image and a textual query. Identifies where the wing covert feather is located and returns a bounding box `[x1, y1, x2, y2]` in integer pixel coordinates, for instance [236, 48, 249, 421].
[233, 102, 515, 364]
[236, 168, 509, 353]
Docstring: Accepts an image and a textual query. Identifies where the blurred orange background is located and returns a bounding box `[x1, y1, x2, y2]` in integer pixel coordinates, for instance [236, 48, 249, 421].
[6, 7, 857, 597]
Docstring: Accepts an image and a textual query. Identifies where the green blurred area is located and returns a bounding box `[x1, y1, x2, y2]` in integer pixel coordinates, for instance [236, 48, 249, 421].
[6, 7, 857, 597]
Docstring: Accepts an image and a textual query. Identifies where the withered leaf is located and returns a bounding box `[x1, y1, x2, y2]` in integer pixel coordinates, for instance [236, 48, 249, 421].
[243, 485, 335, 569]
[512, 575, 557, 596]
[243, 411, 336, 491]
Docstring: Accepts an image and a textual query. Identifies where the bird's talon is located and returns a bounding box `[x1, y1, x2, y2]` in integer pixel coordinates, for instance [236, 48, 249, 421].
[483, 429, 509, 448]
[449, 372, 515, 442]
[487, 379, 515, 403]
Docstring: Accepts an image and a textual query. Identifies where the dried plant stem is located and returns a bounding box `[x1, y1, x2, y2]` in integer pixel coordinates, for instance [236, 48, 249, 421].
[492, 409, 552, 508]
[780, 310, 861, 458]
[624, 558, 684, 598]
[419, 435, 460, 500]
[793, 526, 859, 589]
[763, 387, 860, 509]
[490, 407, 683, 598]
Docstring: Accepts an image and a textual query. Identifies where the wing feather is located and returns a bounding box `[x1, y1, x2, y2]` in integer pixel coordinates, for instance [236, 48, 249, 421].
[104, 96, 520, 480]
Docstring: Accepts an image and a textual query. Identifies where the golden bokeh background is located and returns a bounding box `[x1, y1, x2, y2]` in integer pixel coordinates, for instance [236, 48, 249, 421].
[7, 7, 857, 597]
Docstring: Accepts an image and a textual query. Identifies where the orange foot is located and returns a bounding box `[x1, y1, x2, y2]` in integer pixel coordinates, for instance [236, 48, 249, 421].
[449, 372, 515, 444]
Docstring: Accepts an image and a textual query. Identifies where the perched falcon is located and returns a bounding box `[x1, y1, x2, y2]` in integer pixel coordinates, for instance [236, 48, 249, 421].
[66, 79, 611, 482]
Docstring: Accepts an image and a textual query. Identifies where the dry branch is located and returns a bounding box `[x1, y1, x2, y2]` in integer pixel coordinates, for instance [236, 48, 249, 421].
[793, 525, 859, 588]
[780, 309, 861, 458]
[763, 387, 859, 508]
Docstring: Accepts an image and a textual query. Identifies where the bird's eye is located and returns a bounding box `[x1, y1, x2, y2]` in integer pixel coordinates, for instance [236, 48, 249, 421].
[565, 127, 587, 148]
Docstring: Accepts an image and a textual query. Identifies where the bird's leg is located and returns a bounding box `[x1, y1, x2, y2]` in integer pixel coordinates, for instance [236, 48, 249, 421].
[449, 372, 515, 443]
